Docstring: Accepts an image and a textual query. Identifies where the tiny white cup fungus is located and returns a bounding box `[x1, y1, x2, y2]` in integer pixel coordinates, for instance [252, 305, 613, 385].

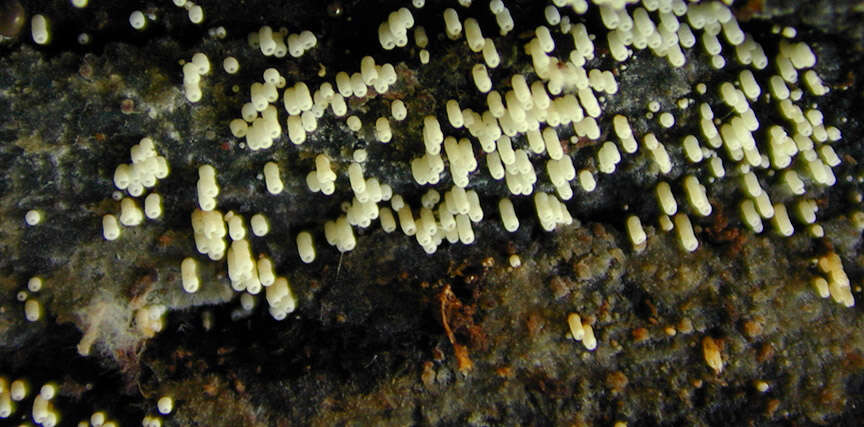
[27, 276, 43, 292]
[157, 396, 174, 415]
[31, 15, 50, 45]
[25, 209, 42, 226]
[129, 11, 147, 30]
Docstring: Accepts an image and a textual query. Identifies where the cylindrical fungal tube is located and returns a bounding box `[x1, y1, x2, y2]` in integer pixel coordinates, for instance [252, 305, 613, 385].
[297, 231, 316, 263]
[181, 257, 199, 293]
[263, 162, 283, 195]
[626, 215, 647, 247]
[674, 213, 698, 252]
[472, 64, 492, 93]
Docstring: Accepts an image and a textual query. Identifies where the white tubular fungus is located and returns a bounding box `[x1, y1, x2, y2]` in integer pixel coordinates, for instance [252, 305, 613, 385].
[536, 25, 555, 53]
[24, 299, 41, 322]
[181, 257, 199, 293]
[659, 112, 675, 128]
[229, 119, 248, 138]
[655, 181, 677, 216]
[497, 198, 517, 232]
[496, 135, 515, 166]
[414, 26, 428, 48]
[567, 313, 584, 341]
[486, 152, 505, 180]
[119, 197, 144, 226]
[472, 64, 492, 93]
[772, 203, 794, 236]
[674, 213, 698, 252]
[509, 254, 521, 268]
[302, 110, 318, 132]
[379, 22, 396, 50]
[423, 115, 444, 154]
[443, 8, 462, 39]
[263, 162, 283, 195]
[102, 214, 121, 240]
[254, 258, 274, 288]
[709, 156, 725, 178]
[795, 199, 817, 224]
[391, 194, 405, 211]
[267, 277, 297, 319]
[803, 69, 829, 95]
[446, 100, 464, 128]
[297, 231, 316, 263]
[347, 115, 362, 131]
[223, 57, 240, 74]
[144, 193, 162, 219]
[456, 213, 474, 244]
[287, 116, 306, 144]
[577, 87, 601, 118]
[250, 213, 269, 236]
[482, 38, 500, 68]
[25, 209, 42, 226]
[27, 276, 42, 293]
[90, 411, 106, 426]
[10, 380, 27, 401]
[781, 170, 805, 195]
[597, 141, 621, 174]
[360, 56, 378, 85]
[391, 99, 407, 121]
[227, 239, 257, 291]
[752, 192, 774, 219]
[739, 70, 760, 101]
[818, 253, 855, 307]
[682, 135, 703, 163]
[464, 18, 484, 52]
[335, 72, 352, 98]
[543, 127, 562, 160]
[487, 91, 505, 118]
[740, 199, 763, 233]
[813, 276, 830, 298]
[375, 116, 392, 143]
[197, 165, 219, 211]
[740, 171, 763, 198]
[315, 154, 336, 186]
[633, 7, 655, 36]
[683, 175, 712, 216]
[379, 207, 397, 233]
[626, 215, 647, 247]
[467, 190, 483, 222]
[421, 189, 440, 209]
[582, 321, 597, 351]
[188, 4, 205, 24]
[398, 205, 416, 236]
[578, 169, 596, 192]
[348, 163, 366, 195]
[0, 388, 10, 417]
[495, 7, 514, 35]
[32, 15, 50, 45]
[130, 11, 147, 30]
[157, 396, 174, 415]
[820, 145, 841, 167]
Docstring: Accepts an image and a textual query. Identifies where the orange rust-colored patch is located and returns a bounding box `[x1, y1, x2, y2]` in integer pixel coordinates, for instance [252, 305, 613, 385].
[495, 366, 513, 378]
[765, 398, 780, 417]
[437, 284, 489, 373]
[631, 327, 649, 343]
[735, 0, 764, 21]
[605, 371, 629, 394]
